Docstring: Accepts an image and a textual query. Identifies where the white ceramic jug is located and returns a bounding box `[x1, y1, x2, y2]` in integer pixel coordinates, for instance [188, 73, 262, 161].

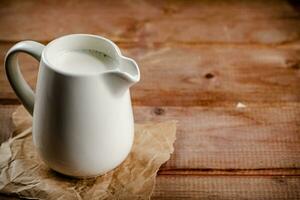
[5, 34, 140, 177]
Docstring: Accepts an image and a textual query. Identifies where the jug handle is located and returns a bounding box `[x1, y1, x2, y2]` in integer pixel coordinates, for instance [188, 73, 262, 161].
[5, 41, 45, 115]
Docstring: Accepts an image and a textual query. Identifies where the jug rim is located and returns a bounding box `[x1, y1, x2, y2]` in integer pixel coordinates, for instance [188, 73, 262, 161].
[42, 34, 126, 77]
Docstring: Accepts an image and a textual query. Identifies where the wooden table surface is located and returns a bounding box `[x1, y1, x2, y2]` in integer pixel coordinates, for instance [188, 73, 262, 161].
[1, 0, 300, 199]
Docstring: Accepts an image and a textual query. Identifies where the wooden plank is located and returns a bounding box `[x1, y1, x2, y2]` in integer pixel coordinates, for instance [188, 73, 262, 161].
[1, 43, 300, 105]
[1, 103, 300, 173]
[0, 175, 300, 199]
[152, 175, 300, 200]
[130, 45, 300, 106]
[134, 103, 300, 170]
[0, 0, 299, 44]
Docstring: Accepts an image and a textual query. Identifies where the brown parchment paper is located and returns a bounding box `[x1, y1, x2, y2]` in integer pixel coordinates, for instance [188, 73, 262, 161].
[0, 106, 177, 200]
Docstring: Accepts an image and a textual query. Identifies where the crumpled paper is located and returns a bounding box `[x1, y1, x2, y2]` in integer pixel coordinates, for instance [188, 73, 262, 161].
[0, 106, 176, 199]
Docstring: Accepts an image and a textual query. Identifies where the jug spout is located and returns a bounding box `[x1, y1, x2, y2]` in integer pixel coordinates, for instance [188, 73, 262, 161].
[104, 56, 140, 95]
[117, 56, 140, 85]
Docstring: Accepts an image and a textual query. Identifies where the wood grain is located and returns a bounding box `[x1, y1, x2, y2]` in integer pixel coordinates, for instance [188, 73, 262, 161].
[152, 175, 300, 199]
[2, 104, 300, 174]
[1, 43, 300, 105]
[134, 103, 300, 170]
[0, 0, 299, 44]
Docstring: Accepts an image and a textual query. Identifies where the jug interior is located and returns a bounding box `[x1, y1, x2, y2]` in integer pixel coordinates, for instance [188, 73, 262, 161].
[44, 35, 120, 75]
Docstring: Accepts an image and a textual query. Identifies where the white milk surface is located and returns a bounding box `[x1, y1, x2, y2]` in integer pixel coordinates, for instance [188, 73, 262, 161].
[53, 49, 115, 75]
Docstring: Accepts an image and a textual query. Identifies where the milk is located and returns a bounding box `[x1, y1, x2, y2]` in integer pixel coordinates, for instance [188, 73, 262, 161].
[54, 49, 115, 75]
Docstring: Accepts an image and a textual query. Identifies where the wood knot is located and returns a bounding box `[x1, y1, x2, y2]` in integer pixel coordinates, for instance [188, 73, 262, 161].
[162, 6, 178, 15]
[154, 107, 165, 115]
[285, 60, 300, 69]
[204, 73, 214, 79]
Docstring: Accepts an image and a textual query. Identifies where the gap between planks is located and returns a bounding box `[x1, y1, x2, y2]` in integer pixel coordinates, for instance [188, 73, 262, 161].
[1, 40, 300, 49]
